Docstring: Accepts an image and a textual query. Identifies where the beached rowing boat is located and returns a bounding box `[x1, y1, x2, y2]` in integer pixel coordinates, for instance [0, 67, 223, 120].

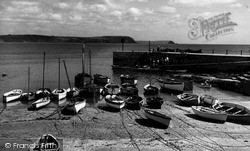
[213, 102, 250, 122]
[35, 88, 52, 99]
[146, 96, 163, 108]
[158, 78, 184, 93]
[192, 106, 227, 122]
[61, 97, 86, 115]
[29, 134, 60, 151]
[125, 95, 142, 109]
[143, 84, 159, 95]
[102, 83, 120, 95]
[3, 89, 23, 103]
[52, 88, 67, 100]
[105, 95, 125, 109]
[66, 87, 79, 98]
[199, 94, 219, 106]
[120, 83, 138, 96]
[177, 93, 200, 106]
[144, 109, 171, 127]
[28, 97, 51, 110]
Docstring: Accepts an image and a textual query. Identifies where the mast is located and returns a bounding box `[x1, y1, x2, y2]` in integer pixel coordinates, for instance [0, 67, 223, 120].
[149, 41, 151, 52]
[63, 60, 71, 89]
[89, 49, 91, 77]
[28, 66, 30, 92]
[42, 52, 45, 90]
[58, 58, 60, 89]
[82, 43, 85, 87]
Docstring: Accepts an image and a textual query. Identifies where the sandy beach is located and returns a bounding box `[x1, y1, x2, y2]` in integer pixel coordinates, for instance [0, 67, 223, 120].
[0, 95, 250, 151]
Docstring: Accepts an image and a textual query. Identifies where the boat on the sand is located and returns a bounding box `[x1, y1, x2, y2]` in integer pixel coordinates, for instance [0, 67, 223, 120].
[199, 94, 219, 106]
[35, 88, 52, 99]
[66, 87, 79, 98]
[192, 106, 227, 122]
[213, 102, 250, 122]
[28, 97, 51, 110]
[125, 95, 142, 108]
[61, 97, 86, 115]
[52, 88, 67, 100]
[146, 96, 163, 108]
[176, 93, 200, 106]
[143, 84, 159, 95]
[120, 83, 138, 96]
[29, 134, 60, 151]
[144, 109, 171, 127]
[3, 89, 23, 103]
[102, 83, 120, 95]
[158, 78, 184, 93]
[105, 94, 125, 109]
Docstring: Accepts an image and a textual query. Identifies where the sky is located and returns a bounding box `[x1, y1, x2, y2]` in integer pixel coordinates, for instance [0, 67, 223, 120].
[0, 0, 250, 44]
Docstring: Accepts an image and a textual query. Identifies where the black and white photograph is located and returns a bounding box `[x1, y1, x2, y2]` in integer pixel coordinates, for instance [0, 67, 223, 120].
[1, 0, 250, 150]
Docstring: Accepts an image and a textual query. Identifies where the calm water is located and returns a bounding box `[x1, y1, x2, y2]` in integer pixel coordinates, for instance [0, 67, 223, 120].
[1, 42, 250, 109]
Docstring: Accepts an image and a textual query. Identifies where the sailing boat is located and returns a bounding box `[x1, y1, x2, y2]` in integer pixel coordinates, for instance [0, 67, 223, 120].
[35, 52, 51, 99]
[75, 44, 92, 89]
[63, 60, 79, 98]
[78, 46, 96, 98]
[28, 52, 51, 110]
[143, 54, 159, 95]
[52, 58, 67, 100]
[20, 67, 35, 101]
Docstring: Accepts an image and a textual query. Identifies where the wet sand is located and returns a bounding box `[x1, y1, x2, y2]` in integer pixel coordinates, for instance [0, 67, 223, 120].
[0, 94, 250, 151]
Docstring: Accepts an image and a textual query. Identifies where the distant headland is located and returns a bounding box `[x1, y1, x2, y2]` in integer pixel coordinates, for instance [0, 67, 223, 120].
[0, 34, 136, 43]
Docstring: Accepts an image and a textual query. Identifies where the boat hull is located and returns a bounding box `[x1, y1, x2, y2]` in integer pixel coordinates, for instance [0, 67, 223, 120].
[28, 97, 51, 110]
[52, 89, 67, 100]
[159, 81, 184, 92]
[143, 84, 158, 95]
[3, 89, 22, 103]
[192, 106, 227, 122]
[29, 134, 60, 151]
[144, 109, 171, 127]
[61, 98, 86, 115]
[105, 95, 125, 109]
[177, 93, 200, 106]
[214, 102, 250, 122]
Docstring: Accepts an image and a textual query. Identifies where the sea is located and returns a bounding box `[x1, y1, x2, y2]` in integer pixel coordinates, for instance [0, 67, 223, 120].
[1, 41, 250, 109]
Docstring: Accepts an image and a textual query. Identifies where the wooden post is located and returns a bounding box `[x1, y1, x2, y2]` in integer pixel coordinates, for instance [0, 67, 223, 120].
[241, 50, 243, 55]
[58, 58, 60, 89]
[82, 43, 85, 87]
[226, 50, 228, 55]
[212, 49, 214, 54]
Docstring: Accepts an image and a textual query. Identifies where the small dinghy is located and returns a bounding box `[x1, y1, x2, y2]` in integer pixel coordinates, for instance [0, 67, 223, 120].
[125, 95, 142, 109]
[94, 74, 110, 85]
[61, 97, 86, 115]
[105, 95, 125, 109]
[35, 88, 51, 99]
[176, 93, 200, 106]
[158, 78, 184, 93]
[20, 91, 35, 101]
[3, 89, 23, 103]
[143, 84, 159, 95]
[29, 134, 60, 151]
[199, 94, 219, 106]
[28, 97, 51, 110]
[213, 102, 250, 122]
[120, 83, 138, 96]
[66, 87, 79, 98]
[52, 89, 67, 100]
[102, 83, 120, 95]
[192, 106, 227, 122]
[144, 109, 171, 127]
[146, 96, 163, 108]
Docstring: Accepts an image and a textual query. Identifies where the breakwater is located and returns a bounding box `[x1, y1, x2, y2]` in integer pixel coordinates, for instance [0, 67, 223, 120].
[113, 51, 250, 72]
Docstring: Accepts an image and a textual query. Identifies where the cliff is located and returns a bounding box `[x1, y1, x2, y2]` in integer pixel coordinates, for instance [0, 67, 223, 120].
[0, 35, 136, 43]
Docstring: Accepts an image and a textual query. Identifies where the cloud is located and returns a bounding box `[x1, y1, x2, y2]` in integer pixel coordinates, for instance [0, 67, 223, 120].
[230, 3, 243, 8]
[159, 5, 176, 13]
[169, 0, 237, 6]
[127, 7, 143, 16]
[90, 4, 108, 12]
[58, 2, 70, 9]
